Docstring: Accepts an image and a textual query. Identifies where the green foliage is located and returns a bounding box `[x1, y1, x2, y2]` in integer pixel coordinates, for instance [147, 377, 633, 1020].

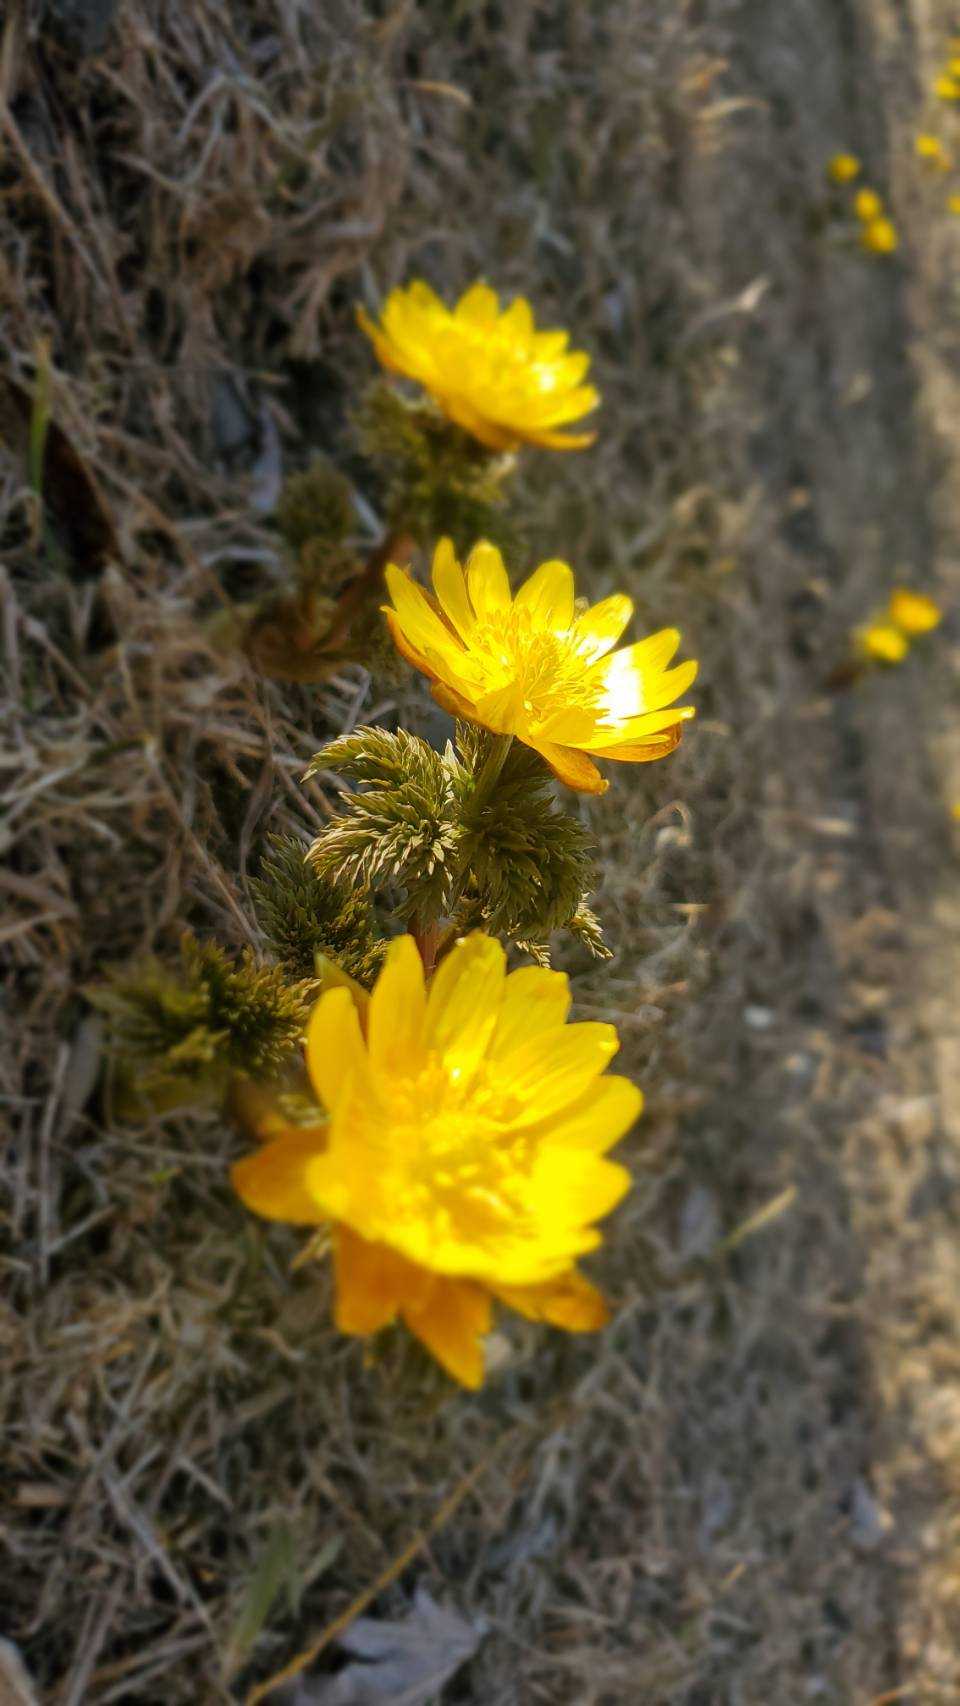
[90, 933, 314, 1111]
[305, 727, 462, 922]
[304, 724, 609, 954]
[274, 457, 354, 553]
[456, 734, 606, 948]
[250, 834, 384, 984]
[357, 381, 523, 556]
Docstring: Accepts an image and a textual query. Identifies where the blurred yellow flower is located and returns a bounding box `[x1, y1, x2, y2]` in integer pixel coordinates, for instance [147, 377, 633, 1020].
[916, 133, 951, 167]
[828, 152, 861, 183]
[860, 622, 910, 664]
[854, 188, 884, 222]
[384, 539, 697, 795]
[934, 74, 960, 100]
[856, 588, 942, 664]
[948, 194, 960, 214]
[860, 216, 898, 254]
[357, 280, 599, 452]
[232, 933, 641, 1387]
[887, 588, 942, 633]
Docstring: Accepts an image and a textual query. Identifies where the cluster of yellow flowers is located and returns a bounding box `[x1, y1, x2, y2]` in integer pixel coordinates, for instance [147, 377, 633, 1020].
[857, 587, 942, 665]
[827, 154, 898, 253]
[933, 40, 960, 102]
[232, 283, 699, 1386]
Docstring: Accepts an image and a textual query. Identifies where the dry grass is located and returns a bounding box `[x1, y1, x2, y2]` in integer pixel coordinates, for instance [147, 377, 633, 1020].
[4, 0, 960, 1700]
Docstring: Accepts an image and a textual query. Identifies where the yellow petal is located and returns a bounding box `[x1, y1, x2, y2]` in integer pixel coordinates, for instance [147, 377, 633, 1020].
[514, 558, 576, 629]
[498, 1022, 620, 1123]
[593, 628, 683, 715]
[465, 541, 512, 616]
[306, 987, 370, 1113]
[887, 588, 941, 633]
[424, 933, 505, 1079]
[573, 594, 635, 659]
[454, 281, 500, 326]
[861, 622, 909, 663]
[367, 935, 426, 1085]
[530, 1074, 643, 1152]
[495, 1268, 609, 1331]
[529, 1148, 632, 1227]
[588, 726, 685, 762]
[530, 740, 607, 794]
[333, 1226, 428, 1334]
[402, 1275, 491, 1388]
[431, 539, 476, 639]
[488, 966, 572, 1059]
[231, 1130, 327, 1225]
[430, 678, 483, 721]
[522, 425, 597, 450]
[384, 564, 465, 662]
[499, 297, 534, 344]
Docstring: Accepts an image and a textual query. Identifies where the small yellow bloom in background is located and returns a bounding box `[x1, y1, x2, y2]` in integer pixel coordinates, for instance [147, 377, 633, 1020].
[947, 194, 960, 214]
[232, 933, 642, 1388]
[934, 73, 960, 100]
[887, 587, 942, 633]
[915, 133, 951, 167]
[860, 216, 898, 254]
[357, 280, 599, 452]
[828, 152, 861, 183]
[952, 802, 960, 822]
[854, 188, 884, 222]
[855, 587, 943, 665]
[383, 539, 697, 795]
[859, 621, 910, 664]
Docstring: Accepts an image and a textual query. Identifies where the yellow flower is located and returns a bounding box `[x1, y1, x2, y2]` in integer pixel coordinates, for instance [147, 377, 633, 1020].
[383, 539, 697, 795]
[860, 216, 898, 254]
[828, 152, 861, 183]
[859, 621, 910, 664]
[357, 280, 599, 452]
[915, 133, 951, 167]
[854, 188, 884, 222]
[232, 933, 641, 1387]
[887, 588, 942, 633]
[948, 194, 960, 214]
[934, 74, 960, 100]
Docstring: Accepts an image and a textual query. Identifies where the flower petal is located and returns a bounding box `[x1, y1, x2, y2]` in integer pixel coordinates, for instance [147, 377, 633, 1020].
[528, 1148, 632, 1229]
[488, 966, 572, 1059]
[367, 935, 426, 1085]
[454, 281, 500, 326]
[333, 1225, 429, 1334]
[514, 558, 576, 629]
[424, 933, 506, 1079]
[430, 679, 483, 722]
[465, 541, 512, 617]
[588, 726, 686, 762]
[495, 1268, 609, 1331]
[495, 1022, 620, 1124]
[573, 594, 635, 660]
[527, 1074, 643, 1152]
[231, 1129, 327, 1225]
[384, 564, 465, 663]
[402, 1275, 491, 1388]
[306, 987, 370, 1113]
[530, 740, 607, 794]
[431, 539, 476, 639]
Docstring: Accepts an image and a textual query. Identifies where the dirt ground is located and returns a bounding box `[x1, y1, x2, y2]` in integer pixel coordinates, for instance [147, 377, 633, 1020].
[4, 1, 960, 1701]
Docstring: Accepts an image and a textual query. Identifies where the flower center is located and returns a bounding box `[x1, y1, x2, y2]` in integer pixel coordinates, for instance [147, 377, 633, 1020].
[468, 607, 600, 730]
[379, 1055, 532, 1246]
